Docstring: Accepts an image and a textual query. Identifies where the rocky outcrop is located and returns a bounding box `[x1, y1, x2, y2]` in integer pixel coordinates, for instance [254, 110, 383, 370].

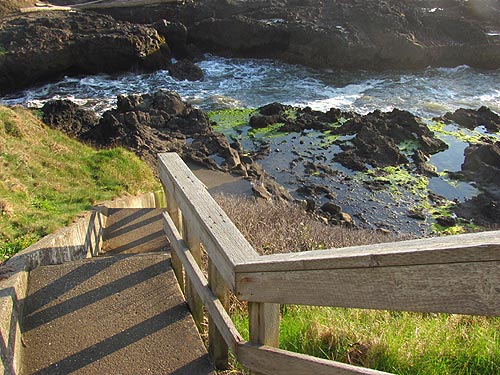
[461, 141, 500, 188]
[435, 106, 500, 132]
[168, 59, 204, 81]
[454, 193, 500, 228]
[185, 0, 500, 70]
[81, 91, 240, 170]
[0, 11, 170, 93]
[41, 99, 98, 137]
[452, 141, 500, 227]
[332, 109, 448, 171]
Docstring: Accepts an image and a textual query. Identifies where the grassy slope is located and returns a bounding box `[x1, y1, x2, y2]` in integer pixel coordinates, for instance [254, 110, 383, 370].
[0, 105, 160, 260]
[217, 195, 500, 375]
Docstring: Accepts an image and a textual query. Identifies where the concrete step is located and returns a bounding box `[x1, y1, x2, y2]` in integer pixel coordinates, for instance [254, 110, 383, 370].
[21, 253, 214, 375]
[101, 208, 169, 255]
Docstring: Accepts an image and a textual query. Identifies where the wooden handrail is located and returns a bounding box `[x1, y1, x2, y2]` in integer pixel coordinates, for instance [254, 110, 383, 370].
[158, 152, 500, 374]
[158, 153, 258, 291]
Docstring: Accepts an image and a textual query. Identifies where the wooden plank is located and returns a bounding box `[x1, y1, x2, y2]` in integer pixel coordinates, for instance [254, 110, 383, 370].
[235, 230, 500, 273]
[163, 213, 243, 353]
[238, 343, 393, 375]
[236, 261, 500, 315]
[248, 302, 280, 375]
[208, 259, 229, 369]
[165, 190, 184, 292]
[158, 153, 258, 291]
[183, 216, 204, 332]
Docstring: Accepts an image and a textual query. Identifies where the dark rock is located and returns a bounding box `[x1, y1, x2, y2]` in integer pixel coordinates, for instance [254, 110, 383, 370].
[168, 59, 204, 81]
[0, 11, 170, 93]
[436, 106, 500, 133]
[249, 114, 283, 128]
[407, 208, 426, 220]
[183, 0, 500, 70]
[45, 90, 292, 202]
[189, 15, 289, 57]
[333, 109, 447, 171]
[305, 198, 316, 212]
[321, 202, 342, 216]
[259, 102, 287, 116]
[252, 182, 272, 200]
[41, 99, 98, 137]
[435, 215, 457, 227]
[152, 19, 189, 58]
[296, 184, 333, 198]
[454, 193, 500, 227]
[413, 150, 438, 177]
[320, 201, 354, 226]
[461, 141, 500, 188]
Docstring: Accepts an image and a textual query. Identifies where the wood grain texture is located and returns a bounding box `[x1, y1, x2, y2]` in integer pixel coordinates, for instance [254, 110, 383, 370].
[208, 259, 229, 369]
[183, 216, 204, 331]
[248, 302, 280, 375]
[237, 261, 500, 315]
[159, 153, 258, 290]
[165, 190, 184, 292]
[163, 213, 243, 353]
[238, 343, 393, 375]
[235, 230, 500, 273]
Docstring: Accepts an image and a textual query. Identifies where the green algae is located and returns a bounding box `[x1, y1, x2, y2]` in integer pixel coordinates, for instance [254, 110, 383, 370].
[398, 139, 420, 154]
[208, 108, 255, 138]
[366, 166, 429, 197]
[248, 122, 287, 139]
[428, 121, 497, 145]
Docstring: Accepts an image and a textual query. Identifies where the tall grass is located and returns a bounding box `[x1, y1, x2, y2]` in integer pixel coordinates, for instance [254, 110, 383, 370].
[216, 194, 500, 375]
[0, 106, 160, 260]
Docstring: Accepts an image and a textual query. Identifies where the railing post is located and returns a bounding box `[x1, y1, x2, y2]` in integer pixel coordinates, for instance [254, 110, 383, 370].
[248, 302, 280, 375]
[166, 191, 184, 293]
[208, 259, 229, 369]
[183, 216, 204, 332]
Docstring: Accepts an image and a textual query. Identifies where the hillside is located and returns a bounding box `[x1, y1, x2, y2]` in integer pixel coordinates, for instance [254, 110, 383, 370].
[0, 105, 160, 260]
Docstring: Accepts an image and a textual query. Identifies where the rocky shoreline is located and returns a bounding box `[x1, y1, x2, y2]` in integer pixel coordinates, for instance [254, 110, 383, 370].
[39, 92, 500, 234]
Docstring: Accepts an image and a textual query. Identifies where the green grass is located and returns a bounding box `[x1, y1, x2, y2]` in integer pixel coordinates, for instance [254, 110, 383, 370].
[232, 306, 500, 375]
[0, 105, 160, 260]
[218, 195, 500, 375]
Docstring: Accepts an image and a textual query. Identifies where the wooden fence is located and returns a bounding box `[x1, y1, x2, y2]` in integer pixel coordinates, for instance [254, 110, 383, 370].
[158, 152, 500, 375]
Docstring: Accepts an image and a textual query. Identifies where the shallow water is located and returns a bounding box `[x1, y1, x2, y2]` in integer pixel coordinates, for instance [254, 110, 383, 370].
[2, 55, 500, 118]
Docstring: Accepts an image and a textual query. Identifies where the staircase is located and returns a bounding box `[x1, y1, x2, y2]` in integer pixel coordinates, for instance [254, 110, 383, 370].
[15, 200, 214, 375]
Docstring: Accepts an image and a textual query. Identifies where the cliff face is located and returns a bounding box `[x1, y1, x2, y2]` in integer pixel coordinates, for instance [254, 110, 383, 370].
[0, 11, 171, 93]
[75, 0, 500, 70]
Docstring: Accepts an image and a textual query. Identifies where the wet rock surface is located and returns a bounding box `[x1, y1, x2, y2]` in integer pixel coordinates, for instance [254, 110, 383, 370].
[222, 102, 500, 233]
[168, 59, 204, 81]
[461, 141, 500, 188]
[454, 192, 500, 228]
[0, 11, 171, 93]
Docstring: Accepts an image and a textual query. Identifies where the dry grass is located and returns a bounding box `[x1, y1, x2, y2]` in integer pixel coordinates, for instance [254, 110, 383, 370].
[214, 193, 399, 255]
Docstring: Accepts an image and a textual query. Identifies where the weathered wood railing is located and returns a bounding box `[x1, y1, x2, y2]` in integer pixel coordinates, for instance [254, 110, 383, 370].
[158, 152, 500, 375]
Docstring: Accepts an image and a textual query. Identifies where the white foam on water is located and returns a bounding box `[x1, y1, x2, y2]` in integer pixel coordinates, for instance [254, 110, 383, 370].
[1, 56, 500, 119]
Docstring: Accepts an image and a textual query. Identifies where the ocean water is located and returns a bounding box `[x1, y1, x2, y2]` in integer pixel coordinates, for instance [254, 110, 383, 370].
[2, 55, 500, 118]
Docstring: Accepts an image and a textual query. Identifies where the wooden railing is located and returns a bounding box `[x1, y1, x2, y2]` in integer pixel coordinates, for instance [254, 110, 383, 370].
[158, 152, 500, 375]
